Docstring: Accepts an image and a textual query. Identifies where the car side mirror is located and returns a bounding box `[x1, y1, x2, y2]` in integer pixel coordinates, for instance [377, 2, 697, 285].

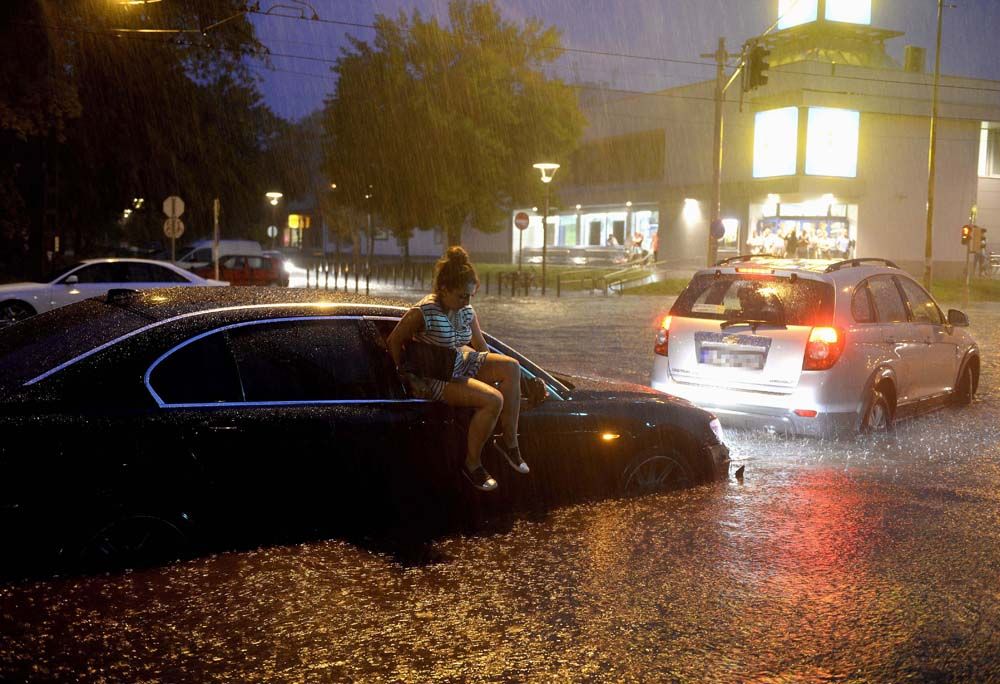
[947, 309, 969, 327]
[64, 275, 79, 285]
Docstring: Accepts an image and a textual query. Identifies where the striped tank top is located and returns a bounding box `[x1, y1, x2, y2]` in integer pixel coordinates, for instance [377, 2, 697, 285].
[411, 294, 474, 349]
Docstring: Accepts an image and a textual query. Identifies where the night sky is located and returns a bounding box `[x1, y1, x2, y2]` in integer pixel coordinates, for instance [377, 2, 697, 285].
[247, 0, 1000, 122]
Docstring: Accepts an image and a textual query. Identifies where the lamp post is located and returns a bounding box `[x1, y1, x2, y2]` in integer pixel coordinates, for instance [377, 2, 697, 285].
[533, 163, 560, 295]
[265, 191, 283, 250]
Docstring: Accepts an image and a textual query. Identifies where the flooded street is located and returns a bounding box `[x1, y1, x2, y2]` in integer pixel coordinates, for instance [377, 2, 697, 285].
[3, 293, 1000, 682]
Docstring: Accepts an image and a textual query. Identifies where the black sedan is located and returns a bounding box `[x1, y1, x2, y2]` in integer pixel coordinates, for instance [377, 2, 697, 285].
[0, 288, 730, 573]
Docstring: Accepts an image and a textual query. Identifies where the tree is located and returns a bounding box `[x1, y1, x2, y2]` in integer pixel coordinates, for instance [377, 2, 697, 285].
[325, 0, 584, 247]
[0, 0, 287, 278]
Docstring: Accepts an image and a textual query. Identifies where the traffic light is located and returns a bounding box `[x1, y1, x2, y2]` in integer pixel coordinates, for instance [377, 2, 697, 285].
[745, 44, 771, 91]
[979, 226, 988, 251]
[962, 224, 972, 245]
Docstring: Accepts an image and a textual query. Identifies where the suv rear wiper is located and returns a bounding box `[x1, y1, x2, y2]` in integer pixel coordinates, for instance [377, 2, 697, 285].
[720, 318, 786, 333]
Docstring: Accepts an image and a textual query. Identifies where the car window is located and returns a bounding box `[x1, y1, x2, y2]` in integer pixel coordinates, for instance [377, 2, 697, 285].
[191, 248, 212, 262]
[147, 330, 244, 404]
[851, 282, 875, 323]
[368, 317, 566, 399]
[895, 276, 944, 325]
[670, 274, 834, 326]
[227, 319, 401, 401]
[65, 263, 119, 283]
[867, 275, 908, 323]
[247, 257, 266, 269]
[126, 262, 189, 283]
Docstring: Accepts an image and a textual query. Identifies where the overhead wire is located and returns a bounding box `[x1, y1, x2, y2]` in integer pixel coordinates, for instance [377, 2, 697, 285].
[13, 11, 1000, 97]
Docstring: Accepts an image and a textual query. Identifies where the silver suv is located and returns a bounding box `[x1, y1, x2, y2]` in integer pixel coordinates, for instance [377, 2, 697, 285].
[650, 257, 980, 436]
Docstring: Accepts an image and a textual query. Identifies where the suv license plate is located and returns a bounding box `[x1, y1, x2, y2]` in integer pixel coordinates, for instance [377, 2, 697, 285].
[699, 347, 766, 369]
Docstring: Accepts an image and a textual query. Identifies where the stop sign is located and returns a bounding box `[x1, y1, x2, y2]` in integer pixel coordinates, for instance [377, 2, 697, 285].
[514, 211, 530, 230]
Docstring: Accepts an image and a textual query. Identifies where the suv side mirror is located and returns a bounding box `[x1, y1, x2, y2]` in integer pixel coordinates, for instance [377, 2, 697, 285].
[63, 275, 79, 285]
[947, 309, 969, 327]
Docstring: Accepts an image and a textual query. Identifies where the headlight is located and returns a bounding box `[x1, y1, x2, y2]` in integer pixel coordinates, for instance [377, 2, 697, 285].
[708, 417, 725, 444]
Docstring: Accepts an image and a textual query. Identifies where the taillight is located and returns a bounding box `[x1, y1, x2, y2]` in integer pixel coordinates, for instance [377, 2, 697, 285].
[654, 315, 671, 356]
[803, 326, 845, 370]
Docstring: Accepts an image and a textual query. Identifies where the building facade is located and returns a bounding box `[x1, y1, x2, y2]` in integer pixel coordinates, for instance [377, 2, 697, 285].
[517, 0, 1000, 277]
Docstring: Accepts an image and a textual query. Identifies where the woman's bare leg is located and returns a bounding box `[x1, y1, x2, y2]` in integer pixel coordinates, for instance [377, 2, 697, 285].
[475, 353, 521, 447]
[441, 377, 504, 470]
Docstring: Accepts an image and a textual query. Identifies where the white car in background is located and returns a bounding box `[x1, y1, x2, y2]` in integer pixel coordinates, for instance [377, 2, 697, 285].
[0, 258, 228, 325]
[650, 257, 980, 436]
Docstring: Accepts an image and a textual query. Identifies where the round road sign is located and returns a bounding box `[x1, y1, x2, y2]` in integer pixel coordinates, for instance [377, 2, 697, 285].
[163, 195, 185, 218]
[163, 217, 185, 239]
[267, 225, 278, 238]
[514, 211, 530, 230]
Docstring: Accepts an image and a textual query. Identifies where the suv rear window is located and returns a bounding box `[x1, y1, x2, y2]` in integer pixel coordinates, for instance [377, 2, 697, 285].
[671, 274, 835, 326]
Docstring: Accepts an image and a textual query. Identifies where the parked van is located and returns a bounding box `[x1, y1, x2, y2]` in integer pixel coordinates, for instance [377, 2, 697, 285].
[173, 239, 263, 270]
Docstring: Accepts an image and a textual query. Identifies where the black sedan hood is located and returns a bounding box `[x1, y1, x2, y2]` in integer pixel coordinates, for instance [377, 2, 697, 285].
[552, 372, 697, 408]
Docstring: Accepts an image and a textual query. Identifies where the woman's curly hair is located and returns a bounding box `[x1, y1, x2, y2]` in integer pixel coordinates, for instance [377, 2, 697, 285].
[433, 246, 479, 294]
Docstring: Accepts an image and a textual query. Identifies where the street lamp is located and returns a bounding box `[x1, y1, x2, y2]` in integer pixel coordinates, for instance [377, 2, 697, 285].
[533, 162, 560, 295]
[266, 191, 283, 249]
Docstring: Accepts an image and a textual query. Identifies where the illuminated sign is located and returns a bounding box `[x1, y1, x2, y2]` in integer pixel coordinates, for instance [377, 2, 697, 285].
[288, 214, 311, 229]
[805, 107, 860, 177]
[778, 0, 871, 28]
[753, 107, 798, 178]
[825, 0, 872, 25]
[778, 0, 818, 29]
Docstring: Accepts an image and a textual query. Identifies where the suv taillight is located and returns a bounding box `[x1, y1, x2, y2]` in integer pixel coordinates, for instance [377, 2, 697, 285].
[803, 326, 845, 370]
[654, 316, 671, 356]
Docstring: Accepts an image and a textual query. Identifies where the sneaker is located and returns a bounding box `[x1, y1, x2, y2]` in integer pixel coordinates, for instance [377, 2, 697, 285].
[462, 462, 498, 491]
[492, 438, 530, 475]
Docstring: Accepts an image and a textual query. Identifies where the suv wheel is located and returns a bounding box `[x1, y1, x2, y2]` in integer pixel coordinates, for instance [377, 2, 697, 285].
[860, 388, 893, 433]
[952, 363, 975, 406]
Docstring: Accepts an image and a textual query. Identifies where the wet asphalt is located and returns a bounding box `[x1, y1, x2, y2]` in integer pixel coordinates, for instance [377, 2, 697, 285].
[1, 291, 999, 682]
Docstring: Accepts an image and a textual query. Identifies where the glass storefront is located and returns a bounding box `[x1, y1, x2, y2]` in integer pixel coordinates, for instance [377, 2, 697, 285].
[511, 205, 659, 264]
[747, 200, 857, 259]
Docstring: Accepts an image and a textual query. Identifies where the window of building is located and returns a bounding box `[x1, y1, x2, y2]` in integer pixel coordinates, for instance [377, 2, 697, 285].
[825, 0, 872, 25]
[979, 123, 1000, 178]
[753, 107, 798, 178]
[805, 107, 860, 177]
[778, 0, 818, 29]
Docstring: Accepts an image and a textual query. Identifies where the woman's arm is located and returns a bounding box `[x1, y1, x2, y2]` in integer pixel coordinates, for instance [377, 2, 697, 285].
[469, 312, 490, 353]
[387, 308, 425, 368]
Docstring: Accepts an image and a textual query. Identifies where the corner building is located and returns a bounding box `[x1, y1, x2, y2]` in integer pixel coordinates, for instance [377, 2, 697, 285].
[528, 0, 1000, 277]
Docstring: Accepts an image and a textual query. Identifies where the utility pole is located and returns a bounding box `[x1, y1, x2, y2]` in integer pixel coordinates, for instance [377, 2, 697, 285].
[709, 37, 726, 267]
[923, 0, 945, 291]
[701, 38, 742, 267]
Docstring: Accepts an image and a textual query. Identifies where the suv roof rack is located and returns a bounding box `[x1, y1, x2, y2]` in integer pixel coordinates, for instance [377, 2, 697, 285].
[714, 254, 771, 266]
[823, 258, 899, 273]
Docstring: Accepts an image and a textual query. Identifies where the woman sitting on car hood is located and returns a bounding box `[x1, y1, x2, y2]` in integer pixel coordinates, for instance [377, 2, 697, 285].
[388, 247, 529, 492]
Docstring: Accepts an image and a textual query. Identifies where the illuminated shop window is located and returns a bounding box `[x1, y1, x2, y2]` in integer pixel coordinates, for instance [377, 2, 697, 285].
[778, 0, 818, 29]
[825, 0, 872, 25]
[753, 107, 799, 178]
[805, 107, 860, 177]
[979, 123, 1000, 178]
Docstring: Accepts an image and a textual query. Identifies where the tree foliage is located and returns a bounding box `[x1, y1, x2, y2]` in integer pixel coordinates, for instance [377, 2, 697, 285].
[325, 0, 584, 247]
[0, 0, 293, 278]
